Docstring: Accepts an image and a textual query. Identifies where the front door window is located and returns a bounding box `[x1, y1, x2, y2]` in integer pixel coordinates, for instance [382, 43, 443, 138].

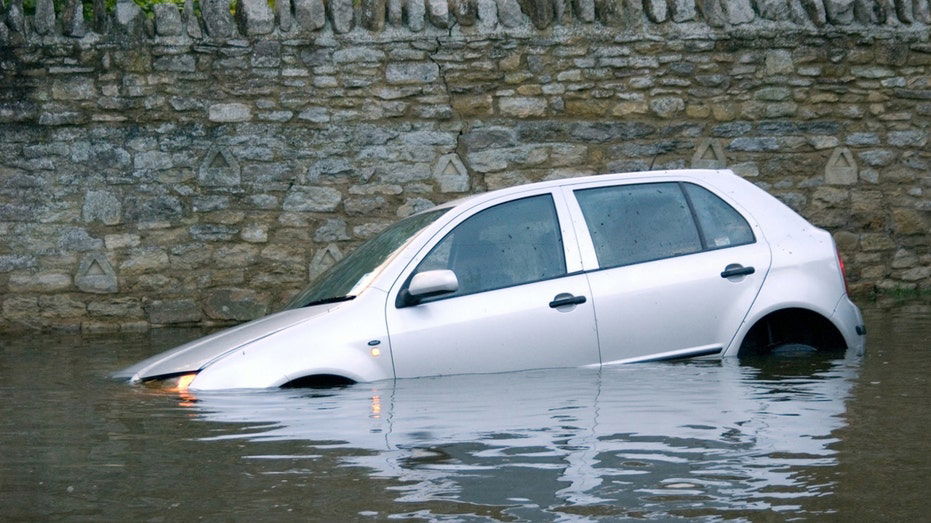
[410, 194, 567, 300]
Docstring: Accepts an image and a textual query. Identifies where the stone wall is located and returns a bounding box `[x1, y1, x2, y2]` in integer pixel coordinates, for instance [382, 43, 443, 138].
[0, 0, 929, 331]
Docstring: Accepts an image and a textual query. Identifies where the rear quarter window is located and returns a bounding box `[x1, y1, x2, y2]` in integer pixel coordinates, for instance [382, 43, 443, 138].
[682, 183, 755, 249]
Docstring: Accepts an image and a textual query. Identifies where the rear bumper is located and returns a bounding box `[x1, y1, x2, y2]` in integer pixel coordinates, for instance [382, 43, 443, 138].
[832, 295, 866, 354]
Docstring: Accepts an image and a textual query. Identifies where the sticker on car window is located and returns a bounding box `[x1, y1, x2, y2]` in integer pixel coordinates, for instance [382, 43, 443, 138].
[714, 237, 731, 247]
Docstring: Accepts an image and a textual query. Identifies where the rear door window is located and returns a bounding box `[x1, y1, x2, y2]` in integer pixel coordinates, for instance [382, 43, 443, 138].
[574, 182, 703, 268]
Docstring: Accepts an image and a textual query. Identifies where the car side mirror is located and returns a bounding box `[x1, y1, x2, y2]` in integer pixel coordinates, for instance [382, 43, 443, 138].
[399, 270, 459, 307]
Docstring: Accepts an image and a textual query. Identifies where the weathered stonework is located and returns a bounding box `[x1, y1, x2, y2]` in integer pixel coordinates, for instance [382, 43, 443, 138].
[0, 0, 928, 331]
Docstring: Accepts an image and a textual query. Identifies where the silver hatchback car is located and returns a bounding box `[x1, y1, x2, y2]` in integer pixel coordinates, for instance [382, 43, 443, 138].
[117, 169, 866, 391]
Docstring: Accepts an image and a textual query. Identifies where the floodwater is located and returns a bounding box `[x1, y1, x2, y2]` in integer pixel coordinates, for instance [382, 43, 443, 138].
[1, 303, 928, 521]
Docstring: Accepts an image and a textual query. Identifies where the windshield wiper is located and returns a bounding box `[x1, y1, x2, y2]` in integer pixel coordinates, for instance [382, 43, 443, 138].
[301, 295, 356, 308]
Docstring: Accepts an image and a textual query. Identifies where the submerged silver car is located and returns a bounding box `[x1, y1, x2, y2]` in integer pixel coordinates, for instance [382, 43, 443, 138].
[117, 169, 866, 391]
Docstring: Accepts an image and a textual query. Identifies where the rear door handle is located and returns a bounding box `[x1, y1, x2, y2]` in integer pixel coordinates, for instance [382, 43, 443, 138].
[549, 294, 587, 308]
[721, 265, 755, 278]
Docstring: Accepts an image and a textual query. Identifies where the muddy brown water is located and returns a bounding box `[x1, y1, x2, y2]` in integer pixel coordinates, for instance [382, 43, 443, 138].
[1, 302, 928, 521]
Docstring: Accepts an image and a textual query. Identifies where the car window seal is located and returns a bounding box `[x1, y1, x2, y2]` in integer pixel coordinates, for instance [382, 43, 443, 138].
[678, 181, 709, 251]
[301, 295, 356, 308]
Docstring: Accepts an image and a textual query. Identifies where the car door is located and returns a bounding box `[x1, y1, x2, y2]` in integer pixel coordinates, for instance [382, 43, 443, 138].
[563, 179, 772, 364]
[385, 190, 601, 379]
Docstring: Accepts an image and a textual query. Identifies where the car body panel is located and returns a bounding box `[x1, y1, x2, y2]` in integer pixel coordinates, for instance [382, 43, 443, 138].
[115, 169, 865, 390]
[556, 176, 773, 364]
[114, 305, 335, 381]
[386, 274, 600, 378]
[188, 291, 394, 390]
[384, 186, 600, 378]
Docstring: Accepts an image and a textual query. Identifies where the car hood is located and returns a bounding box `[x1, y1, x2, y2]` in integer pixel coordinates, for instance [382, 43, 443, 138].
[113, 303, 337, 382]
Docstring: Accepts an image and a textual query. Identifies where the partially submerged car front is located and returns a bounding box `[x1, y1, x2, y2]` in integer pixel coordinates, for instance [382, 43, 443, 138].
[114, 207, 453, 391]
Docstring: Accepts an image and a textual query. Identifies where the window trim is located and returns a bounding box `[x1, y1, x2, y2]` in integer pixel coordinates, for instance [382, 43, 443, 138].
[393, 192, 577, 308]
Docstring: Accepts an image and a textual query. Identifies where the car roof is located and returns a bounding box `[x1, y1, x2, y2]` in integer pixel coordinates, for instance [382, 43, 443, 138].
[426, 168, 736, 212]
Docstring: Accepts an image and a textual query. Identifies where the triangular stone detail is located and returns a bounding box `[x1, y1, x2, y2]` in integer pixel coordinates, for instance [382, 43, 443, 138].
[198, 147, 241, 186]
[75, 253, 118, 294]
[825, 147, 858, 185]
[433, 153, 470, 193]
[309, 244, 344, 281]
[691, 138, 727, 169]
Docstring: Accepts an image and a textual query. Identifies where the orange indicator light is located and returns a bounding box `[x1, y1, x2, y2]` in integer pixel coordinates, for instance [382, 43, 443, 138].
[176, 373, 197, 392]
[370, 347, 381, 357]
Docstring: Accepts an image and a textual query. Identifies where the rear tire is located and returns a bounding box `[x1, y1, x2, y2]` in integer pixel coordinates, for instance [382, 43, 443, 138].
[770, 343, 818, 356]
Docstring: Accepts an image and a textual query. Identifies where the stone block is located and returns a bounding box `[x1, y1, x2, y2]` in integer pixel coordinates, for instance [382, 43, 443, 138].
[33, 0, 56, 35]
[294, 0, 326, 29]
[824, 148, 858, 185]
[407, 0, 427, 30]
[650, 97, 684, 118]
[208, 103, 252, 122]
[397, 197, 435, 217]
[452, 0, 478, 24]
[145, 298, 202, 324]
[59, 228, 105, 252]
[329, 0, 354, 32]
[6, 0, 26, 34]
[887, 130, 927, 147]
[499, 97, 547, 117]
[859, 233, 895, 252]
[309, 244, 343, 280]
[105, 234, 141, 250]
[724, 0, 755, 23]
[857, 149, 895, 168]
[38, 295, 86, 318]
[644, 0, 668, 21]
[833, 230, 859, 253]
[75, 253, 119, 294]
[184, 0, 204, 37]
[0, 255, 37, 272]
[62, 0, 87, 37]
[241, 225, 269, 243]
[9, 272, 72, 293]
[87, 298, 143, 318]
[198, 148, 242, 186]
[691, 138, 727, 169]
[297, 107, 330, 123]
[386, 62, 439, 84]
[154, 3, 183, 36]
[282, 186, 343, 212]
[824, 0, 854, 23]
[204, 288, 267, 321]
[202, 0, 238, 37]
[120, 247, 170, 274]
[433, 153, 470, 193]
[236, 0, 275, 35]
[497, 0, 525, 26]
[114, 0, 146, 39]
[427, 0, 450, 27]
[125, 196, 184, 223]
[83, 190, 122, 225]
[314, 219, 350, 241]
[189, 224, 238, 241]
[892, 208, 926, 235]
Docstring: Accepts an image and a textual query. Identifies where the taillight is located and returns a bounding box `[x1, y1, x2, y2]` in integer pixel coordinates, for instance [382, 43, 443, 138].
[836, 247, 850, 296]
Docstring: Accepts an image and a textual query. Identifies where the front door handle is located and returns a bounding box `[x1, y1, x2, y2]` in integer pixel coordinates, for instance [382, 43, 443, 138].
[549, 294, 587, 308]
[721, 264, 755, 278]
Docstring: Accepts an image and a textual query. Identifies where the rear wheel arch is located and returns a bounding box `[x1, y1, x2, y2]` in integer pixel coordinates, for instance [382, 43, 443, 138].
[736, 307, 847, 357]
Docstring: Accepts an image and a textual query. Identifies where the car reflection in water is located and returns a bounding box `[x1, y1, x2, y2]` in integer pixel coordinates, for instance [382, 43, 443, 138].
[173, 352, 860, 518]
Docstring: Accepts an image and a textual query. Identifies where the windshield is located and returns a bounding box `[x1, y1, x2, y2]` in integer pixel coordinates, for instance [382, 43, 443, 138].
[283, 209, 449, 309]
